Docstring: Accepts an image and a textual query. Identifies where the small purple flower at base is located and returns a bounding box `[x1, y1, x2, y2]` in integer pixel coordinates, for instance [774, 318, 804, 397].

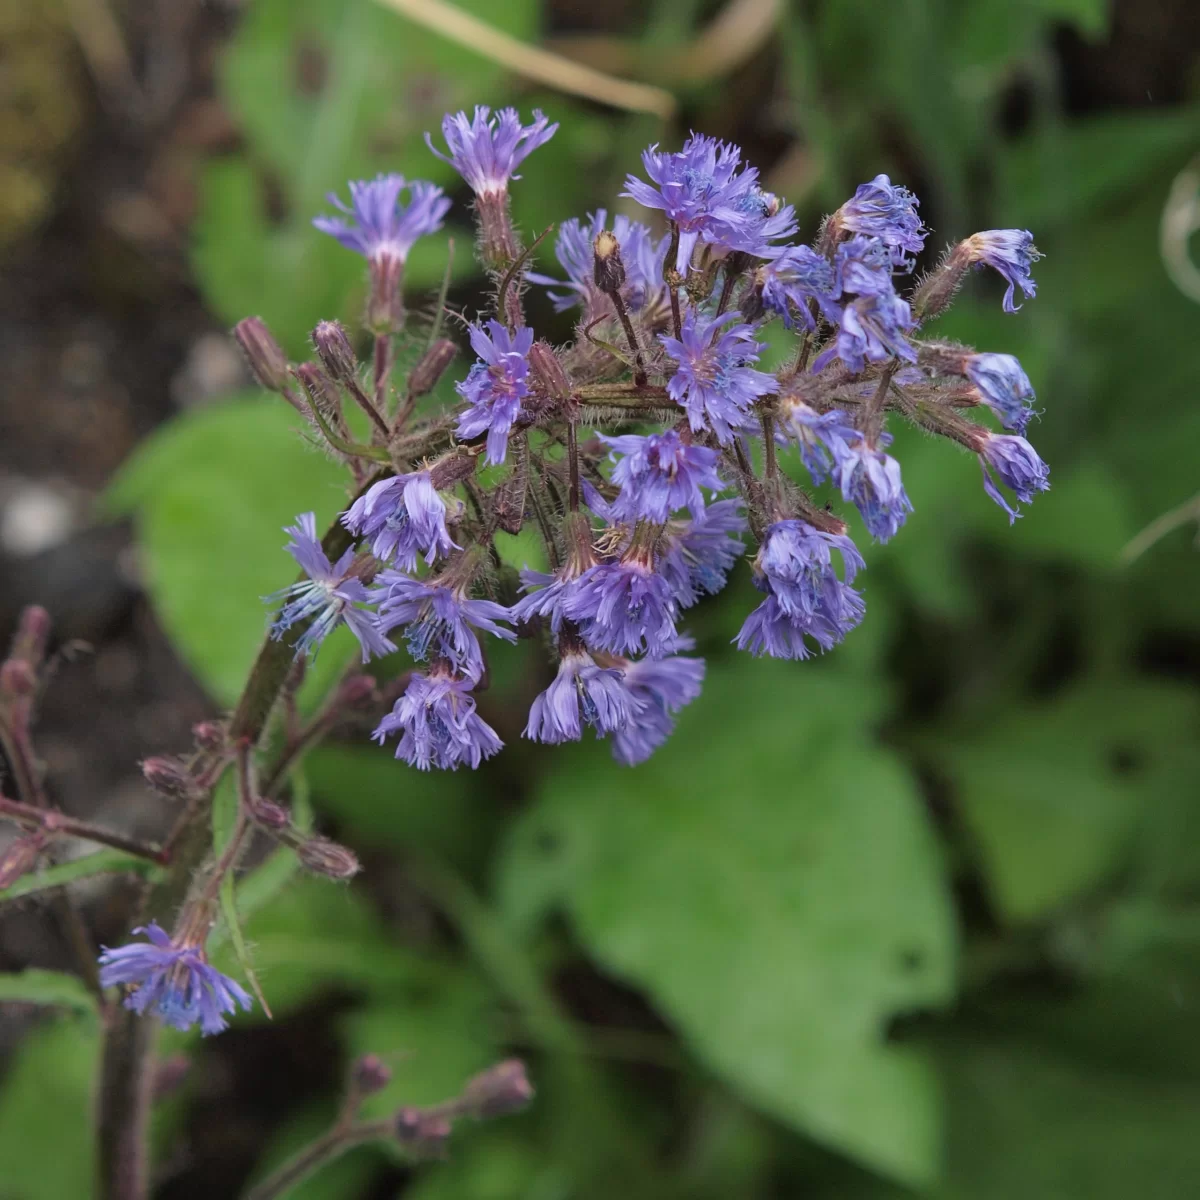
[426, 106, 558, 196]
[342, 471, 457, 571]
[373, 667, 502, 771]
[564, 552, 681, 659]
[313, 175, 450, 263]
[98, 923, 252, 1036]
[835, 175, 926, 266]
[610, 652, 706, 766]
[659, 499, 747, 608]
[813, 290, 917, 375]
[836, 436, 913, 542]
[965, 353, 1037, 435]
[455, 320, 534, 466]
[524, 646, 640, 744]
[776, 398, 856, 485]
[377, 571, 515, 682]
[978, 433, 1050, 523]
[267, 513, 395, 662]
[661, 310, 776, 444]
[961, 229, 1041, 313]
[601, 430, 725, 522]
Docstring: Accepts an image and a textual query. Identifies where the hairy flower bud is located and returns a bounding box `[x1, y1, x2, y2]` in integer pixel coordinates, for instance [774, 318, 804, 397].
[395, 1107, 453, 1155]
[234, 317, 290, 392]
[249, 798, 291, 830]
[0, 831, 48, 890]
[141, 756, 196, 801]
[297, 836, 361, 879]
[460, 1059, 534, 1119]
[528, 341, 572, 408]
[593, 229, 626, 293]
[312, 320, 359, 387]
[408, 339, 458, 399]
[191, 721, 226, 752]
[352, 1053, 392, 1096]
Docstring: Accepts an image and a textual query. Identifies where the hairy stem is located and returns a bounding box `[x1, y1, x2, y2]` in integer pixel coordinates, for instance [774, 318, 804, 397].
[0, 793, 167, 863]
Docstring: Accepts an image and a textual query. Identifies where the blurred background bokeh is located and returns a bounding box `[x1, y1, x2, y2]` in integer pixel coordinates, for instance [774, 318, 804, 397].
[3, 0, 1200, 1196]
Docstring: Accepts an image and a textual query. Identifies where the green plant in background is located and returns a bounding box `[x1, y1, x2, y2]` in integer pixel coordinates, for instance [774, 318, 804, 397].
[3, 0, 1200, 1198]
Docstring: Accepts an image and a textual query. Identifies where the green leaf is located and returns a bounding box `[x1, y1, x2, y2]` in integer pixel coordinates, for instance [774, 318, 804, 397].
[0, 969, 98, 1018]
[498, 661, 956, 1187]
[0, 849, 160, 902]
[105, 394, 354, 706]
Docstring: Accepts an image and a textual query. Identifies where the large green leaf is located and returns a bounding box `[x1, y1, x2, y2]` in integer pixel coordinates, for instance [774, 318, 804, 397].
[498, 662, 956, 1187]
[0, 969, 97, 1018]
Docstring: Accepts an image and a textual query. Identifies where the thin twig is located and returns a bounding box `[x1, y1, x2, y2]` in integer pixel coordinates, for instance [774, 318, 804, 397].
[0, 794, 167, 864]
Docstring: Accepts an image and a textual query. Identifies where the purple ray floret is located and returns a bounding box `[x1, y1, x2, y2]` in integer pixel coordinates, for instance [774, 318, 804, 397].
[837, 174, 926, 266]
[814, 289, 917, 375]
[979, 433, 1050, 523]
[658, 499, 747, 608]
[760, 245, 841, 330]
[455, 319, 534, 465]
[601, 430, 725, 522]
[776, 399, 857, 485]
[965, 352, 1037, 435]
[836, 434, 913, 542]
[373, 668, 502, 770]
[313, 175, 450, 262]
[834, 234, 895, 297]
[524, 648, 640, 744]
[564, 558, 681, 658]
[612, 652, 706, 766]
[342, 471, 457, 570]
[963, 229, 1041, 313]
[267, 512, 395, 662]
[98, 923, 252, 1036]
[426, 106, 558, 196]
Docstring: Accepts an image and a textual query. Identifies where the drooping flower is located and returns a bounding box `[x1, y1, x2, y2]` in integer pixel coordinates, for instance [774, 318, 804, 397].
[834, 234, 895, 297]
[960, 229, 1041, 313]
[658, 499, 747, 608]
[814, 289, 917, 375]
[377, 571, 515, 682]
[610, 651, 706, 766]
[455, 320, 534, 465]
[267, 513, 395, 662]
[342, 471, 457, 570]
[524, 644, 640, 744]
[964, 352, 1037, 435]
[98, 923, 253, 1036]
[510, 511, 598, 633]
[373, 666, 502, 770]
[834, 174, 926, 266]
[600, 430, 725, 522]
[313, 175, 450, 262]
[835, 434, 913, 542]
[661, 310, 776, 444]
[426, 106, 557, 196]
[775, 398, 857, 485]
[758, 244, 841, 330]
[978, 433, 1050, 522]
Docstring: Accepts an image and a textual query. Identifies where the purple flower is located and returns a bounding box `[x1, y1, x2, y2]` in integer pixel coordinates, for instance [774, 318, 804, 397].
[836, 174, 926, 266]
[313, 175, 450, 262]
[373, 667, 502, 770]
[267, 513, 395, 662]
[377, 571, 515, 682]
[658, 499, 747, 608]
[98, 923, 252, 1036]
[601, 430, 725, 522]
[611, 652, 706, 766]
[342, 471, 457, 570]
[661, 310, 776, 444]
[736, 520, 865, 658]
[834, 235, 895, 297]
[979, 433, 1050, 523]
[776, 398, 857, 485]
[836, 435, 913, 542]
[524, 646, 640, 744]
[961, 229, 1041, 313]
[965, 353, 1037, 435]
[564, 551, 681, 659]
[759, 245, 841, 330]
[426, 106, 557, 197]
[814, 290, 917, 375]
[455, 320, 534, 466]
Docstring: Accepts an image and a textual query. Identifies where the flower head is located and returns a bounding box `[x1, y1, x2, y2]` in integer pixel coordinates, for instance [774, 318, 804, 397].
[377, 571, 515, 682]
[835, 174, 926, 266]
[814, 289, 917, 375]
[661, 310, 775, 444]
[455, 320, 534, 465]
[524, 645, 640, 744]
[563, 550, 681, 659]
[267, 513, 395, 662]
[834, 234, 895, 297]
[965, 352, 1037, 434]
[961, 229, 1041, 313]
[373, 667, 502, 770]
[342, 471, 457, 570]
[601, 430, 725, 522]
[776, 399, 857, 485]
[759, 245, 841, 330]
[611, 652, 706, 766]
[979, 433, 1050, 522]
[836, 435, 913, 542]
[426, 106, 557, 196]
[313, 175, 450, 263]
[658, 499, 747, 608]
[98, 923, 252, 1036]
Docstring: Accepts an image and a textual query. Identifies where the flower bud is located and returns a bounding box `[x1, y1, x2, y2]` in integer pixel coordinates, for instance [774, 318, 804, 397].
[408, 339, 457, 399]
[141, 756, 196, 801]
[297, 836, 360, 879]
[430, 452, 479, 491]
[233, 317, 290, 392]
[191, 721, 226, 751]
[351, 1054, 392, 1096]
[249, 798, 291, 830]
[0, 832, 47, 890]
[460, 1059, 533, 1119]
[312, 320, 359, 387]
[394, 1107, 452, 1155]
[593, 230, 626, 293]
[528, 342, 572, 407]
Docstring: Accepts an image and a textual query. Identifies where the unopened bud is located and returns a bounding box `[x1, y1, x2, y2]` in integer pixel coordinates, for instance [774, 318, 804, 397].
[408, 339, 457, 399]
[394, 1107, 453, 1155]
[912, 245, 971, 322]
[336, 674, 378, 712]
[528, 342, 572, 406]
[0, 832, 48, 890]
[141, 756, 196, 801]
[0, 659, 37, 699]
[593, 230, 626, 293]
[250, 798, 291, 830]
[294, 362, 340, 416]
[430, 452, 479, 491]
[234, 317, 290, 392]
[297, 836, 360, 879]
[352, 1054, 392, 1096]
[312, 320, 359, 386]
[192, 721, 226, 751]
[460, 1059, 533, 1119]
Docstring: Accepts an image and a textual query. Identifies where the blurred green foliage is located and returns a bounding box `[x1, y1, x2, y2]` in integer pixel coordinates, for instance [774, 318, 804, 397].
[5, 0, 1200, 1197]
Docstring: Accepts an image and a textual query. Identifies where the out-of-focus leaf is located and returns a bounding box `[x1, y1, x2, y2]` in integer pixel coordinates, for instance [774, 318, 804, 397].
[0, 849, 160, 902]
[404, 1130, 551, 1200]
[104, 395, 354, 707]
[499, 661, 956, 1187]
[0, 969, 97, 1018]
